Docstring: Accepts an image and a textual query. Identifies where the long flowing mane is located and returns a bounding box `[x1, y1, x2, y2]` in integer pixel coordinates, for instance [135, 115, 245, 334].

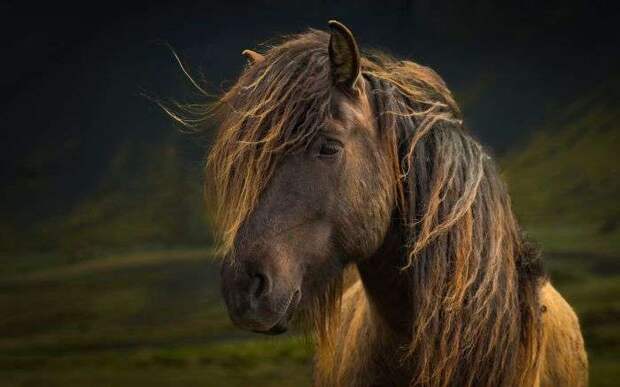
[175, 29, 546, 386]
[363, 57, 545, 386]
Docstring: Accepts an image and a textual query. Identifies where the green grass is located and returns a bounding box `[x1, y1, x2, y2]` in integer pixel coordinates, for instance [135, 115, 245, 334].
[0, 240, 618, 386]
[0, 339, 312, 387]
[0, 248, 313, 387]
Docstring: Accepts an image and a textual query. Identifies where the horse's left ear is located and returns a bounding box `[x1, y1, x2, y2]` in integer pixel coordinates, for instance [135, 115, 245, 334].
[242, 49, 265, 65]
[328, 20, 361, 91]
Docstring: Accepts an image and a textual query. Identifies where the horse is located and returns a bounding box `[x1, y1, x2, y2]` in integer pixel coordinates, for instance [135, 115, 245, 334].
[188, 20, 587, 386]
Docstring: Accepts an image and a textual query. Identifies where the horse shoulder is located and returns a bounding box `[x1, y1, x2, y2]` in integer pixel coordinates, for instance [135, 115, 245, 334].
[538, 281, 588, 387]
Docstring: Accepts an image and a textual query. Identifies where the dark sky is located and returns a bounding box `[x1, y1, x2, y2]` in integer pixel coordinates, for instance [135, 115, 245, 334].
[1, 0, 618, 220]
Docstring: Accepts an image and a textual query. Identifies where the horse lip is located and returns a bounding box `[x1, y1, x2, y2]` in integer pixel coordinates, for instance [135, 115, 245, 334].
[252, 289, 301, 335]
[254, 321, 287, 335]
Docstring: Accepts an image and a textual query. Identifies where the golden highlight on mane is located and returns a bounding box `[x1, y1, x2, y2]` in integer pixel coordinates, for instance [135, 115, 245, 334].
[361, 57, 544, 386]
[173, 29, 546, 386]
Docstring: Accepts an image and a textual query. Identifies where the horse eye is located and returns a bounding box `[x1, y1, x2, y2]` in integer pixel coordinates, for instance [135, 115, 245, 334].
[319, 140, 342, 156]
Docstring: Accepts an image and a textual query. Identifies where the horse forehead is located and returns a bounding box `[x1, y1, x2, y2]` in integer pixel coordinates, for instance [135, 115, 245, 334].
[331, 93, 375, 134]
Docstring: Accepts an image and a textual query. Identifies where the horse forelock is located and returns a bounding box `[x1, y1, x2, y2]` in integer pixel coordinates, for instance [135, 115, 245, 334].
[206, 30, 335, 256]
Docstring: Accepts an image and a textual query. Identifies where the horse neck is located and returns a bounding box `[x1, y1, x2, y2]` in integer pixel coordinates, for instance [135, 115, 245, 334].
[355, 222, 412, 337]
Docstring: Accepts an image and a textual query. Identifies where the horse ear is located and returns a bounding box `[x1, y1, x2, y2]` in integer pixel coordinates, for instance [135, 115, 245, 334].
[328, 20, 361, 91]
[242, 49, 265, 65]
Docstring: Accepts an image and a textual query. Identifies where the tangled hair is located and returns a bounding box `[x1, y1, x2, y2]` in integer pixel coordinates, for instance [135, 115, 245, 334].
[364, 59, 545, 385]
[177, 29, 545, 386]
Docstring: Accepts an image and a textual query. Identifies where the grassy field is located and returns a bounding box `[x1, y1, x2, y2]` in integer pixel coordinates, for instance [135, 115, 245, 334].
[0, 237, 618, 386]
[0, 248, 313, 387]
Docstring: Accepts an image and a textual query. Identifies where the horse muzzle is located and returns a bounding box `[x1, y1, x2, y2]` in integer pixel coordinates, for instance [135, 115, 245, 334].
[220, 259, 301, 335]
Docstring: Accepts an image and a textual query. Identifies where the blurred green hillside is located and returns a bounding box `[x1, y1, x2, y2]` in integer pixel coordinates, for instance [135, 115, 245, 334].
[503, 79, 620, 255]
[1, 137, 211, 263]
[52, 139, 210, 254]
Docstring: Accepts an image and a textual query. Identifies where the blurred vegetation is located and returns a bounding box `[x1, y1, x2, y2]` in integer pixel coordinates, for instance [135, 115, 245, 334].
[0, 82, 618, 386]
[503, 79, 620, 254]
[1, 137, 212, 260]
[0, 249, 313, 387]
[51, 139, 211, 254]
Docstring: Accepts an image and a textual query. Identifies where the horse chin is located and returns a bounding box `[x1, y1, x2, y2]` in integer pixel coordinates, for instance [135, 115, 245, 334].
[252, 289, 301, 335]
[253, 321, 288, 335]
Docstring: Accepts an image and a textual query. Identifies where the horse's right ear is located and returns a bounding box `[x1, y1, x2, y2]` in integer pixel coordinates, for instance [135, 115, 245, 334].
[242, 49, 265, 65]
[328, 20, 361, 91]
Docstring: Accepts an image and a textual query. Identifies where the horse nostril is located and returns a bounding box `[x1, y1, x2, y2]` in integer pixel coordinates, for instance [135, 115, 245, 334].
[249, 272, 270, 302]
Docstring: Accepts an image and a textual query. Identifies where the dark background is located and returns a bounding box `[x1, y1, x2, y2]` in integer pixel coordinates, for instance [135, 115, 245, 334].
[1, 0, 617, 223]
[0, 1, 618, 386]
